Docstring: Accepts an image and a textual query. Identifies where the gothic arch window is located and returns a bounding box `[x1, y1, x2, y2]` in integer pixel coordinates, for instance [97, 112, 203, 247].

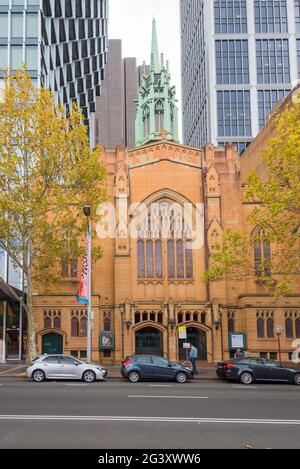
[257, 318, 265, 338]
[80, 316, 87, 337]
[201, 312, 206, 325]
[267, 318, 274, 338]
[253, 228, 271, 278]
[44, 316, 51, 329]
[104, 317, 111, 331]
[53, 315, 61, 329]
[296, 319, 300, 339]
[155, 99, 164, 132]
[71, 314, 79, 337]
[137, 200, 194, 280]
[143, 105, 150, 137]
[228, 318, 235, 333]
[285, 318, 293, 339]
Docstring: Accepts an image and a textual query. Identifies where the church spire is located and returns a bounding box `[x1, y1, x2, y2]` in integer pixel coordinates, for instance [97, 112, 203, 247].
[151, 18, 160, 73]
[135, 19, 179, 148]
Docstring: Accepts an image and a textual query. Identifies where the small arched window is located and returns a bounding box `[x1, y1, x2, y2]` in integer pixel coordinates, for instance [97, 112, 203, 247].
[285, 318, 293, 339]
[53, 316, 61, 329]
[228, 318, 235, 333]
[44, 316, 51, 329]
[155, 100, 164, 132]
[80, 316, 87, 337]
[296, 319, 300, 339]
[257, 318, 265, 338]
[267, 318, 274, 338]
[104, 317, 111, 331]
[71, 316, 78, 337]
[253, 228, 271, 278]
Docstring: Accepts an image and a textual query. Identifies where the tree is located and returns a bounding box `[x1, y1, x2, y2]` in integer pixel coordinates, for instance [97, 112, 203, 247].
[0, 69, 107, 362]
[205, 98, 300, 294]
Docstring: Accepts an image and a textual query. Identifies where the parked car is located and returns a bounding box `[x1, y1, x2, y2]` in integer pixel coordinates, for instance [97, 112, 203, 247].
[216, 357, 300, 385]
[26, 354, 107, 383]
[121, 355, 193, 383]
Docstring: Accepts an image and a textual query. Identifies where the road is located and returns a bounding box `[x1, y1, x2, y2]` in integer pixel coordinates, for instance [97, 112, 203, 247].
[0, 378, 299, 449]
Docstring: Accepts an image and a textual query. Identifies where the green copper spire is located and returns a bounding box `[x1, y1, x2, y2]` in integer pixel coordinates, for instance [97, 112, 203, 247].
[151, 18, 160, 73]
[135, 19, 179, 147]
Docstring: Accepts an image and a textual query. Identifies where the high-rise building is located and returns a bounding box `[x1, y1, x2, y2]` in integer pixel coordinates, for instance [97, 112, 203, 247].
[0, 0, 108, 143]
[95, 39, 141, 150]
[0, 0, 108, 362]
[181, 0, 300, 153]
[135, 18, 179, 147]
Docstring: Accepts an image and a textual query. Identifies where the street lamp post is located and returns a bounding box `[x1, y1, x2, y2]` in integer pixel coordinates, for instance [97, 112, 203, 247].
[83, 205, 92, 363]
[274, 325, 283, 365]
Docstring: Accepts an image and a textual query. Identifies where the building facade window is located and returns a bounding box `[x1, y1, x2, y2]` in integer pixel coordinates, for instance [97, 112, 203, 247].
[216, 40, 249, 85]
[296, 0, 300, 33]
[217, 90, 251, 137]
[267, 318, 274, 338]
[258, 89, 289, 129]
[254, 0, 288, 33]
[44, 316, 51, 329]
[214, 0, 247, 34]
[253, 228, 271, 278]
[137, 202, 193, 280]
[257, 317, 265, 338]
[71, 315, 79, 337]
[154, 100, 164, 132]
[285, 318, 293, 339]
[256, 39, 290, 84]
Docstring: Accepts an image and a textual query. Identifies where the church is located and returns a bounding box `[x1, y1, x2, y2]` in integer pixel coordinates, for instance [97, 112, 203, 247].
[33, 21, 300, 365]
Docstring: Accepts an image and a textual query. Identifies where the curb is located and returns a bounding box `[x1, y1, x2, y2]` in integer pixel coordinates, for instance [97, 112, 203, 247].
[0, 374, 219, 381]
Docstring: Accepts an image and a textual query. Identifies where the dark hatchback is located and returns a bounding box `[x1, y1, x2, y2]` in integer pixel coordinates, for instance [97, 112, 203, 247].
[121, 355, 194, 383]
[217, 357, 300, 385]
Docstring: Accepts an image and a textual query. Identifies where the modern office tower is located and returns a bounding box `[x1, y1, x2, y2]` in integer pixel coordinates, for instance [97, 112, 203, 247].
[95, 39, 141, 149]
[0, 0, 108, 362]
[180, 0, 300, 153]
[0, 0, 108, 142]
[135, 18, 179, 147]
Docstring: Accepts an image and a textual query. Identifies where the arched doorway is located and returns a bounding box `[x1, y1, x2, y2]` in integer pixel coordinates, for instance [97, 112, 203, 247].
[42, 333, 63, 355]
[135, 327, 163, 356]
[179, 327, 207, 361]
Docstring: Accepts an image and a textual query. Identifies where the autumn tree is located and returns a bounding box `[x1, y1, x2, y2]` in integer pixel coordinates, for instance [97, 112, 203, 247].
[0, 69, 107, 362]
[205, 97, 300, 294]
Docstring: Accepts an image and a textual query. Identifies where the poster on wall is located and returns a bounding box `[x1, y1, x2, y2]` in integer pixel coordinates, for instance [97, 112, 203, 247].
[99, 331, 115, 350]
[229, 332, 246, 350]
[178, 326, 187, 340]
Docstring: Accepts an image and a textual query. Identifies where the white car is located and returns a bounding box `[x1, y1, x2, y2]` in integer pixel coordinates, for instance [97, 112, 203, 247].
[26, 354, 108, 383]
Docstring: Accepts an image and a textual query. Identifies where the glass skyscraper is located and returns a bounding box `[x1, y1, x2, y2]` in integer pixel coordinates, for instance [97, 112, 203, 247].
[180, 0, 300, 153]
[0, 0, 108, 142]
[0, 0, 108, 362]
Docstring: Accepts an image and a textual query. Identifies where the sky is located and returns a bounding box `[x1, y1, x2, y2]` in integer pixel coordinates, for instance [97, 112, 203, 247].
[108, 0, 182, 138]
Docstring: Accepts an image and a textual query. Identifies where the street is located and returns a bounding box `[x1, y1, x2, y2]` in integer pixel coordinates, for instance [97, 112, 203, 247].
[0, 379, 299, 449]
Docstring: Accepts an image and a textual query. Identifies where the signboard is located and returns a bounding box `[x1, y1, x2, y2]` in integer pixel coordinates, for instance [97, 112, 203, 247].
[178, 326, 187, 340]
[99, 331, 115, 350]
[229, 332, 246, 350]
[183, 343, 191, 349]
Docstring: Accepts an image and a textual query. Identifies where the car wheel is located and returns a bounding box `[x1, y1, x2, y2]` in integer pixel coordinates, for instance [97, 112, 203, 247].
[128, 371, 140, 383]
[32, 369, 45, 383]
[239, 371, 253, 385]
[294, 373, 300, 385]
[82, 370, 96, 383]
[176, 372, 187, 384]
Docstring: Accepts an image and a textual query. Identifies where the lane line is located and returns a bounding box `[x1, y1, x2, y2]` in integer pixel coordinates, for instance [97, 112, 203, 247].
[148, 385, 172, 387]
[0, 415, 300, 425]
[65, 384, 88, 387]
[233, 386, 259, 389]
[128, 395, 209, 399]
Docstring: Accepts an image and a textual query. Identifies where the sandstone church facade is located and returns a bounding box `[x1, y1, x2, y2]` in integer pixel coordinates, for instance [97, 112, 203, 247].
[32, 22, 300, 365]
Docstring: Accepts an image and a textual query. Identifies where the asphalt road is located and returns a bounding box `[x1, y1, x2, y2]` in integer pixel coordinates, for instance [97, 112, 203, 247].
[0, 378, 299, 449]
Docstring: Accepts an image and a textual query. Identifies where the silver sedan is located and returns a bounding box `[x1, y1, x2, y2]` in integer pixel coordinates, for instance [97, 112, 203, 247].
[26, 354, 108, 383]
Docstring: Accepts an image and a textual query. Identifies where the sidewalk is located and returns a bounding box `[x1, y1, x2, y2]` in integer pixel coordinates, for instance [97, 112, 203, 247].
[0, 363, 218, 380]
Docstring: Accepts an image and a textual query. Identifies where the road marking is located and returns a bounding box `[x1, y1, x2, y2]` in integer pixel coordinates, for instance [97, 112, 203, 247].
[233, 385, 259, 389]
[0, 415, 300, 426]
[128, 395, 209, 399]
[148, 385, 172, 388]
[65, 384, 88, 387]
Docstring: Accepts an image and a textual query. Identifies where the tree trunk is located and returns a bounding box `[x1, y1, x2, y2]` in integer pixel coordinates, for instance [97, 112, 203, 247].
[26, 272, 37, 364]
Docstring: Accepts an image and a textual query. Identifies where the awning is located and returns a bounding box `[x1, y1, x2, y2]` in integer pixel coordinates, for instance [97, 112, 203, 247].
[0, 283, 25, 313]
